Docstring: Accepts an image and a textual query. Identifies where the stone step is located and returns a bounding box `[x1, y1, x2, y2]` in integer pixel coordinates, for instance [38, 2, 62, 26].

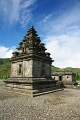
[3, 86, 63, 97]
[33, 88, 63, 97]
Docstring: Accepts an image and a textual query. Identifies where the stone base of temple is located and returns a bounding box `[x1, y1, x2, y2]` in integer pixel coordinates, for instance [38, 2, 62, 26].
[4, 77, 62, 97]
[63, 81, 78, 88]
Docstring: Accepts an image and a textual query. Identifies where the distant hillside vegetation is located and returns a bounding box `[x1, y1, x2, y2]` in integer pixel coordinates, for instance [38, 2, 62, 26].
[51, 65, 61, 72]
[0, 58, 11, 79]
[51, 66, 80, 81]
[51, 66, 80, 73]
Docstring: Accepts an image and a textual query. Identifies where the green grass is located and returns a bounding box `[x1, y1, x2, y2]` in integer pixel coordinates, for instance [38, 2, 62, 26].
[0, 79, 4, 82]
[77, 80, 80, 84]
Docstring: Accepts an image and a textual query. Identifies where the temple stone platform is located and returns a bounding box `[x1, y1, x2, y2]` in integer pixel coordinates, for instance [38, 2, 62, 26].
[4, 77, 58, 97]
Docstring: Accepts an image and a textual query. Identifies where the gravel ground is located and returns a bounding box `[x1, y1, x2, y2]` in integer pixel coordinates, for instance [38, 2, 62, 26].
[0, 82, 80, 120]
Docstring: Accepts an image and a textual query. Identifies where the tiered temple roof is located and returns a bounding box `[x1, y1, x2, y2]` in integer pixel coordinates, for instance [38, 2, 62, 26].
[11, 26, 53, 62]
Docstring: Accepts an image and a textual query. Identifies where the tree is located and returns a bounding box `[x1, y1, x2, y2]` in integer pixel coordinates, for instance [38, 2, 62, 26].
[0, 60, 3, 64]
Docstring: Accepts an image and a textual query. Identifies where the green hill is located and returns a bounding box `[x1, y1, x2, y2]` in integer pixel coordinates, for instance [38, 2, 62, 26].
[51, 65, 61, 72]
[51, 66, 80, 81]
[51, 66, 80, 73]
[61, 67, 80, 73]
[0, 58, 11, 79]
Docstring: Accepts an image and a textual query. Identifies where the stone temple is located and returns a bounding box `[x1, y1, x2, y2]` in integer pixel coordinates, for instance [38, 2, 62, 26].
[4, 26, 57, 97]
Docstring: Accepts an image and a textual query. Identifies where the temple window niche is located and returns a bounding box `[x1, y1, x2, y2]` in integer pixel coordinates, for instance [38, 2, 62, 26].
[19, 64, 22, 74]
[22, 48, 24, 52]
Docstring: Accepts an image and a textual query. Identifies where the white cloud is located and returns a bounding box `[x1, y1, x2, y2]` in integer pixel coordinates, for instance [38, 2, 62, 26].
[20, 0, 36, 9]
[43, 14, 52, 22]
[10, 0, 20, 23]
[45, 34, 80, 68]
[38, 1, 80, 68]
[0, 46, 16, 58]
[19, 0, 37, 28]
[0, 0, 37, 27]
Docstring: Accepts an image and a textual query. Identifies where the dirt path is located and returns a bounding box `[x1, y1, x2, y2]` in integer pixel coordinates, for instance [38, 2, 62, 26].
[0, 82, 80, 120]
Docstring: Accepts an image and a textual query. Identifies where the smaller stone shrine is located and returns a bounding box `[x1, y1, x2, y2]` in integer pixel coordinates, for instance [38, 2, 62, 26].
[52, 71, 78, 88]
[4, 26, 57, 97]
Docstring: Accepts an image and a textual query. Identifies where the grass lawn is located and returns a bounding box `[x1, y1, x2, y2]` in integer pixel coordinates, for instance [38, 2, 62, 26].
[77, 80, 80, 84]
[0, 79, 4, 82]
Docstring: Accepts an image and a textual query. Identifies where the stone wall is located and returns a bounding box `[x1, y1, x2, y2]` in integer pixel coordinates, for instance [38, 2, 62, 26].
[33, 60, 44, 77]
[32, 60, 51, 77]
[10, 60, 51, 78]
[10, 63, 19, 77]
[52, 76, 59, 81]
[62, 75, 72, 82]
[45, 63, 51, 77]
[23, 60, 33, 77]
[52, 72, 76, 84]
[10, 60, 33, 77]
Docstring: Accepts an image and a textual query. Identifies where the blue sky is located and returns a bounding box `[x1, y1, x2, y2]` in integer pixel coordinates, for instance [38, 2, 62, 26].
[0, 0, 80, 68]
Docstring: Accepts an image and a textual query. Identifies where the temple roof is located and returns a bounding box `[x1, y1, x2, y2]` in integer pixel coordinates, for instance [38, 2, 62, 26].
[11, 26, 53, 63]
[16, 26, 46, 54]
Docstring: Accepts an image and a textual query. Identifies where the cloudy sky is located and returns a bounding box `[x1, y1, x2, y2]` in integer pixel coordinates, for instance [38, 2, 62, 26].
[0, 0, 80, 68]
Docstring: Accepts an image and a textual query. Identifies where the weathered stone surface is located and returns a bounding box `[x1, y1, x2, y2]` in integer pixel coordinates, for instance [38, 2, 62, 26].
[52, 72, 78, 87]
[4, 26, 56, 96]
